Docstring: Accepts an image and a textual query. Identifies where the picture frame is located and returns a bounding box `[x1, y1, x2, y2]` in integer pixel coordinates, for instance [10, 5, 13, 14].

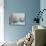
[9, 13, 25, 26]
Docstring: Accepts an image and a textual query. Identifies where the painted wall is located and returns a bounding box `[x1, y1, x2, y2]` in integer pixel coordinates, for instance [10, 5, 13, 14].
[4, 0, 40, 42]
[40, 0, 46, 27]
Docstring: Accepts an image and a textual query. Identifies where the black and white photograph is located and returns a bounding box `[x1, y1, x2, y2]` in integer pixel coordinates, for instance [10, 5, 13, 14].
[9, 13, 25, 25]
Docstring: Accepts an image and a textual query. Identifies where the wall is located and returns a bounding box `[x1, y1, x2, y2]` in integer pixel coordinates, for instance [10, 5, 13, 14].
[40, 0, 46, 27]
[0, 0, 4, 42]
[4, 0, 40, 42]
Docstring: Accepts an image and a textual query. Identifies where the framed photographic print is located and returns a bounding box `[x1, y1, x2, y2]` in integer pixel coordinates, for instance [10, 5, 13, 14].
[9, 13, 25, 26]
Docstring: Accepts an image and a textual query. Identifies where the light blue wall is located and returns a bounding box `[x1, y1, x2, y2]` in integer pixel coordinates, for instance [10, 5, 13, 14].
[4, 0, 40, 42]
[40, 0, 46, 27]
